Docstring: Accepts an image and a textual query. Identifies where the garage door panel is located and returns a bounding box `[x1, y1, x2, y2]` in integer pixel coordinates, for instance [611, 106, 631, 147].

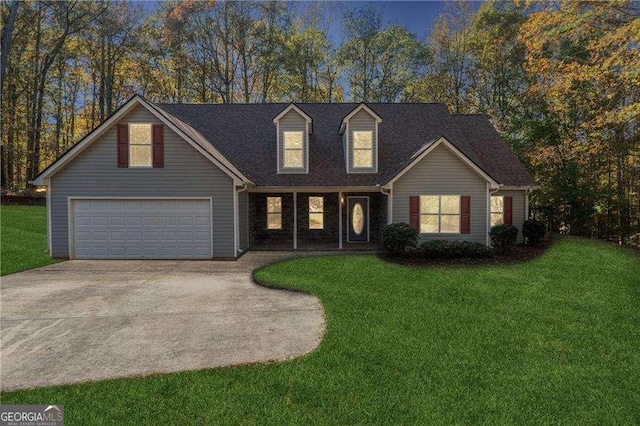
[73, 199, 212, 259]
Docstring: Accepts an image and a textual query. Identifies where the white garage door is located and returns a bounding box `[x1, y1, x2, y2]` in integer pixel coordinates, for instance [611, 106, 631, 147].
[72, 199, 212, 259]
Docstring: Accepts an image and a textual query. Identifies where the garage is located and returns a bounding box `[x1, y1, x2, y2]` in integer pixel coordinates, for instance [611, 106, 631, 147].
[71, 198, 212, 259]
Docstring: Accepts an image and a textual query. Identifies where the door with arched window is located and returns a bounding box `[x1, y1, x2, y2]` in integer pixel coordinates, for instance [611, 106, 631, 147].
[347, 196, 369, 242]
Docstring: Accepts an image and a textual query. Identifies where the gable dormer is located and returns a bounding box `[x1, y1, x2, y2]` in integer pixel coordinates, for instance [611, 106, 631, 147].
[340, 103, 382, 174]
[273, 104, 312, 174]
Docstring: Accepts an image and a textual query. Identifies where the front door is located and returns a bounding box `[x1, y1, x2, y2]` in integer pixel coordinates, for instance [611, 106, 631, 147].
[347, 197, 369, 242]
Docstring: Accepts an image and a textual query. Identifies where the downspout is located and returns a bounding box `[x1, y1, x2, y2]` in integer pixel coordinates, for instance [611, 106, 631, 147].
[235, 183, 249, 256]
[380, 185, 392, 225]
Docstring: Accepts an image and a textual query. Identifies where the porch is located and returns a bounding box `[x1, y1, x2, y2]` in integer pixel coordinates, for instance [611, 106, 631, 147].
[247, 190, 387, 252]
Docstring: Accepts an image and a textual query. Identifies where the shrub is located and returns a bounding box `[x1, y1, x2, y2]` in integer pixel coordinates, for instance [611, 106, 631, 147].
[490, 224, 518, 253]
[382, 223, 418, 254]
[522, 219, 546, 246]
[420, 240, 493, 259]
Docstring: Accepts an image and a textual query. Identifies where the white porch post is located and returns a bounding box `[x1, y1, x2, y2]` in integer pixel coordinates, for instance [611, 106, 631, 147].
[293, 192, 298, 250]
[338, 192, 343, 249]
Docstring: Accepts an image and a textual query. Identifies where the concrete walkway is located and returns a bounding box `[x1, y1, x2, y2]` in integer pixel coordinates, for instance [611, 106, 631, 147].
[0, 252, 327, 391]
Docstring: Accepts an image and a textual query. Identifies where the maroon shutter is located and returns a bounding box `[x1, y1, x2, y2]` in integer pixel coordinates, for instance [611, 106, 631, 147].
[409, 196, 420, 231]
[152, 124, 164, 168]
[117, 124, 128, 168]
[461, 196, 471, 234]
[504, 196, 513, 225]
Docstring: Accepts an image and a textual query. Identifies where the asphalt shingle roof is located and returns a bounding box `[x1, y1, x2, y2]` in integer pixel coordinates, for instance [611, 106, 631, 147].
[156, 102, 535, 187]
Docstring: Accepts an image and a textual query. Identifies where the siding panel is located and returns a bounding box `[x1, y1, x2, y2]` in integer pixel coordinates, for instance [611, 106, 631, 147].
[392, 144, 488, 244]
[50, 105, 235, 258]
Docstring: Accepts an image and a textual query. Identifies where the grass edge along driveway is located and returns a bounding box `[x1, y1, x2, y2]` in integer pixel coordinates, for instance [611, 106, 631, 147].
[1, 205, 58, 276]
[2, 238, 639, 425]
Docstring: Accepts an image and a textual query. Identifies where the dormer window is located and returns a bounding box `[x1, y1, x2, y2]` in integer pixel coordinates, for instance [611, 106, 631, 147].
[283, 131, 304, 168]
[340, 103, 382, 174]
[352, 131, 373, 168]
[273, 104, 312, 174]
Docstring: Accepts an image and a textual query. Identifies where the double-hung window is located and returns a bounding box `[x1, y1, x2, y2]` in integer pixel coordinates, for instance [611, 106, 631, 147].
[267, 197, 282, 230]
[420, 195, 460, 233]
[352, 131, 373, 168]
[309, 196, 324, 229]
[491, 196, 504, 227]
[283, 131, 304, 169]
[129, 123, 153, 167]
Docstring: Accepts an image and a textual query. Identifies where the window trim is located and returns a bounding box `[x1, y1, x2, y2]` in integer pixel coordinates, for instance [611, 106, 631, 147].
[282, 131, 305, 170]
[491, 195, 504, 227]
[128, 123, 153, 168]
[351, 130, 374, 169]
[419, 195, 461, 234]
[308, 196, 324, 230]
[266, 196, 282, 230]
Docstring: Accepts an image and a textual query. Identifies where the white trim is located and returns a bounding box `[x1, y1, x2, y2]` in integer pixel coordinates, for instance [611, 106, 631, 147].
[248, 186, 383, 193]
[32, 95, 248, 186]
[346, 196, 370, 243]
[339, 103, 382, 133]
[47, 180, 52, 255]
[276, 121, 280, 173]
[293, 192, 298, 250]
[272, 103, 312, 124]
[67, 196, 213, 260]
[338, 191, 343, 249]
[384, 136, 500, 189]
[345, 121, 350, 173]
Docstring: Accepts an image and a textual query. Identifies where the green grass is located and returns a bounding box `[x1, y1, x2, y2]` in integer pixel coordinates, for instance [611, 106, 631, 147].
[1, 205, 57, 275]
[2, 238, 639, 424]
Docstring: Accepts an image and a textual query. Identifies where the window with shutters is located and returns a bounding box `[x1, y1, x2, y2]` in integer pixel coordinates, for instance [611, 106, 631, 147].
[491, 196, 504, 226]
[419, 195, 460, 234]
[129, 123, 152, 167]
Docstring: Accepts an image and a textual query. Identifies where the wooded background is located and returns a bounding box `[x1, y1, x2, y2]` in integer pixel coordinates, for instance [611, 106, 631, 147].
[1, 0, 638, 243]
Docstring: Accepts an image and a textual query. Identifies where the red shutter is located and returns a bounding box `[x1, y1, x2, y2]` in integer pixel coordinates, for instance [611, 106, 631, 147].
[461, 196, 471, 234]
[152, 124, 164, 168]
[504, 196, 513, 225]
[117, 124, 128, 168]
[409, 196, 420, 231]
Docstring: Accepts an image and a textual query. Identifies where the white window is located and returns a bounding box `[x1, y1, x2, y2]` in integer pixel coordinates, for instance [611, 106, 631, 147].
[283, 131, 304, 168]
[309, 196, 324, 229]
[267, 197, 282, 230]
[491, 196, 504, 227]
[420, 195, 460, 234]
[352, 131, 373, 168]
[129, 123, 152, 167]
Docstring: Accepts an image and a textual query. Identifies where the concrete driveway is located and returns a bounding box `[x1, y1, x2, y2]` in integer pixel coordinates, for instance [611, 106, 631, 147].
[0, 252, 325, 391]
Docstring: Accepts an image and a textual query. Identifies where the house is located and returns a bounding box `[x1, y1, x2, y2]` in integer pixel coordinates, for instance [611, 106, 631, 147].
[31, 95, 536, 260]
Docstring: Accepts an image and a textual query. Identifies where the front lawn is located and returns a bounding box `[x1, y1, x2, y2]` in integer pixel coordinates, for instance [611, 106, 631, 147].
[1, 205, 57, 275]
[2, 238, 639, 424]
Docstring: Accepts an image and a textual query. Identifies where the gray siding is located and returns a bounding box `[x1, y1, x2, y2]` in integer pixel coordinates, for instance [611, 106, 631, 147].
[238, 190, 249, 251]
[493, 189, 527, 242]
[392, 144, 489, 244]
[277, 110, 308, 174]
[50, 105, 235, 258]
[347, 109, 378, 173]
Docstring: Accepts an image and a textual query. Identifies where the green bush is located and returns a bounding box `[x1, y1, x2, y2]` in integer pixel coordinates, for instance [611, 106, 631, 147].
[382, 223, 418, 254]
[523, 219, 546, 246]
[490, 224, 519, 252]
[420, 240, 494, 259]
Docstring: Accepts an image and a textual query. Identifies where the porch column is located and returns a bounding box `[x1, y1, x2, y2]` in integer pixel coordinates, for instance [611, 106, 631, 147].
[293, 192, 298, 250]
[338, 192, 343, 249]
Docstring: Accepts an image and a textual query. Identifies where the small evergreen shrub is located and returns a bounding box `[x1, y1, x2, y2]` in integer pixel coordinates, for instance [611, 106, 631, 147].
[522, 219, 546, 246]
[490, 224, 518, 252]
[382, 223, 418, 254]
[420, 240, 493, 259]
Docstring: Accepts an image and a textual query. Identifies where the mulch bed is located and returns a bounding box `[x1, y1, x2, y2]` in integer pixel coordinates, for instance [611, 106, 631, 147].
[377, 241, 550, 268]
